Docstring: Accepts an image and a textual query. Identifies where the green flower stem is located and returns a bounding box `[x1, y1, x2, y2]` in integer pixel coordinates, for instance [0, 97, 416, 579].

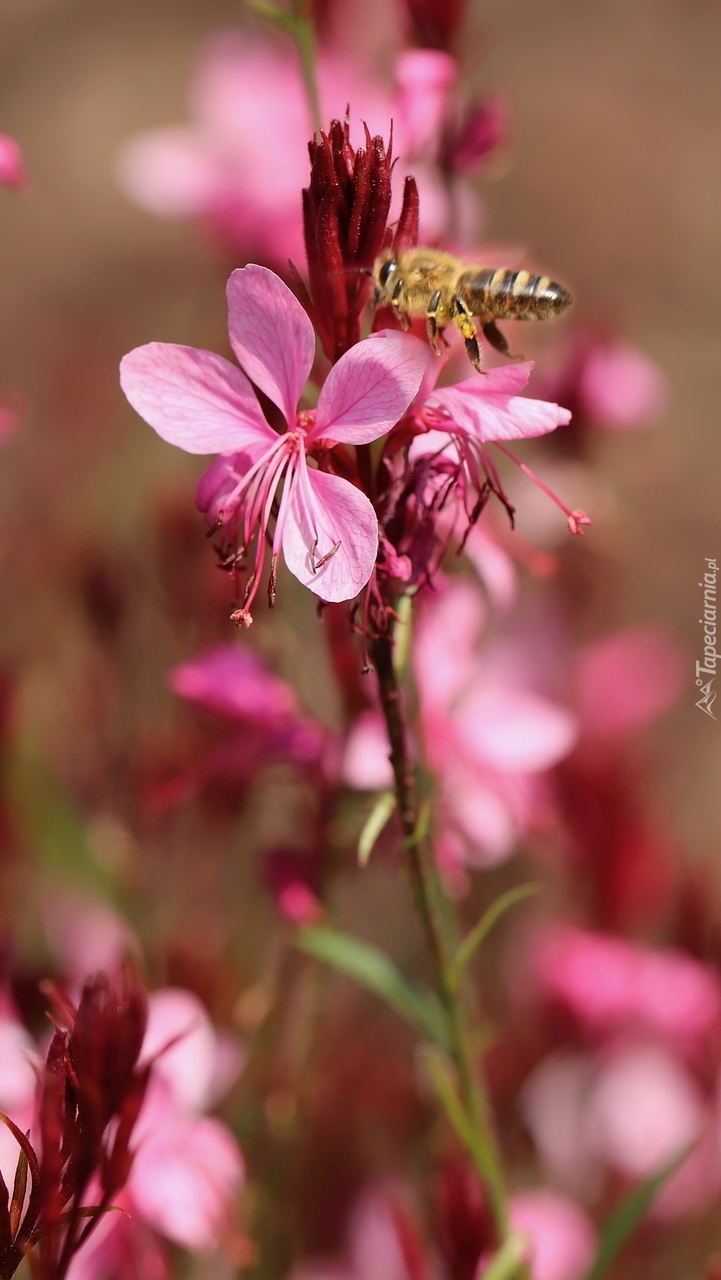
[249, 0, 321, 131]
[368, 629, 510, 1247]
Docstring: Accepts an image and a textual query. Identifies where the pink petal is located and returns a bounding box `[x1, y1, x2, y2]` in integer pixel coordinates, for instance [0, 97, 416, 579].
[575, 626, 684, 742]
[131, 1114, 243, 1250]
[120, 343, 273, 454]
[588, 1045, 705, 1178]
[394, 50, 458, 155]
[313, 331, 430, 444]
[142, 990, 217, 1113]
[283, 469, 378, 601]
[579, 341, 666, 428]
[510, 1190, 596, 1280]
[342, 710, 394, 790]
[463, 361, 536, 396]
[430, 374, 571, 442]
[226, 265, 315, 423]
[456, 689, 577, 773]
[170, 644, 298, 722]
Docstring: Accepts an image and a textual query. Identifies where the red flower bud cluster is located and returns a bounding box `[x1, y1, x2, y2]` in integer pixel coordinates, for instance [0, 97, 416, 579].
[0, 966, 149, 1280]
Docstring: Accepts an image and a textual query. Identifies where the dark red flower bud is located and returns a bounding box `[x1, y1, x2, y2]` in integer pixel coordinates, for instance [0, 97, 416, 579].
[400, 0, 470, 52]
[442, 94, 507, 177]
[29, 965, 149, 1280]
[301, 119, 393, 364]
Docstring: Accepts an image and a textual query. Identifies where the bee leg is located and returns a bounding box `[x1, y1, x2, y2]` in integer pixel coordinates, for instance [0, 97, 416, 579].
[483, 320, 523, 361]
[391, 279, 411, 331]
[426, 289, 444, 355]
[451, 294, 483, 373]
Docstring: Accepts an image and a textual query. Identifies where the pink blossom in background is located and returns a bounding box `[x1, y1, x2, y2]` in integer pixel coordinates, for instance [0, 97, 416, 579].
[519, 924, 721, 1218]
[0, 133, 27, 189]
[289, 1183, 429, 1280]
[394, 50, 458, 157]
[572, 625, 685, 744]
[0, 401, 21, 444]
[156, 642, 330, 808]
[522, 1044, 721, 1220]
[530, 924, 721, 1062]
[509, 1190, 596, 1280]
[576, 339, 666, 428]
[115, 35, 486, 263]
[121, 266, 428, 621]
[344, 576, 576, 875]
[68, 986, 245, 1280]
[533, 330, 667, 433]
[413, 578, 576, 872]
[40, 889, 139, 980]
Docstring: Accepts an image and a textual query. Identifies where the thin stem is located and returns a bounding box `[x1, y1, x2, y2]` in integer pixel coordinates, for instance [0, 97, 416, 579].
[368, 627, 511, 1247]
[249, 1, 322, 131]
[291, 1, 322, 132]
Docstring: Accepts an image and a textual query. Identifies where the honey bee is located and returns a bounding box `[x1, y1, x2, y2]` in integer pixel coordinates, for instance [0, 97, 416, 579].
[372, 247, 572, 373]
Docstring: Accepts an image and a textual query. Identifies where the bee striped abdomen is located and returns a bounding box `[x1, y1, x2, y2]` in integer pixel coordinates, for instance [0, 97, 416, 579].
[462, 267, 572, 321]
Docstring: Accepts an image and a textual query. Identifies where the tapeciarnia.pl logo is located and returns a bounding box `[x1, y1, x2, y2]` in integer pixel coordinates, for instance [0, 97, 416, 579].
[696, 557, 718, 719]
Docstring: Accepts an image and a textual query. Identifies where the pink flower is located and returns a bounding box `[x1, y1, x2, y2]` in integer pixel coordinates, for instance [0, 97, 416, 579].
[531, 925, 721, 1063]
[344, 577, 577, 873]
[509, 1190, 596, 1280]
[572, 625, 684, 744]
[536, 329, 667, 434]
[576, 339, 666, 428]
[121, 265, 427, 623]
[522, 1045, 721, 1219]
[0, 134, 27, 190]
[402, 346, 588, 536]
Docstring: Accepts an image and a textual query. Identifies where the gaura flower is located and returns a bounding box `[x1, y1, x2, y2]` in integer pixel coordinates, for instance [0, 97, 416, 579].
[120, 265, 428, 624]
[405, 350, 589, 535]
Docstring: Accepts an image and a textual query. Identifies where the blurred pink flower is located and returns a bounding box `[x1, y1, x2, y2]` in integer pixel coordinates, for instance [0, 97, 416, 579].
[116, 36, 485, 263]
[394, 50, 457, 157]
[534, 329, 667, 435]
[576, 339, 666, 428]
[520, 925, 721, 1218]
[121, 266, 427, 621]
[154, 642, 331, 811]
[509, 1189, 596, 1280]
[0, 133, 28, 189]
[572, 625, 684, 744]
[522, 1044, 721, 1219]
[344, 577, 576, 873]
[68, 987, 245, 1280]
[531, 924, 721, 1062]
[289, 1183, 430, 1280]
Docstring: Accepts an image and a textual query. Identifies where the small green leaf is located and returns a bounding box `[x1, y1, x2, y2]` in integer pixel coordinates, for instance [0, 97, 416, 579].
[450, 882, 539, 992]
[296, 927, 448, 1046]
[582, 1144, 694, 1280]
[358, 791, 396, 866]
